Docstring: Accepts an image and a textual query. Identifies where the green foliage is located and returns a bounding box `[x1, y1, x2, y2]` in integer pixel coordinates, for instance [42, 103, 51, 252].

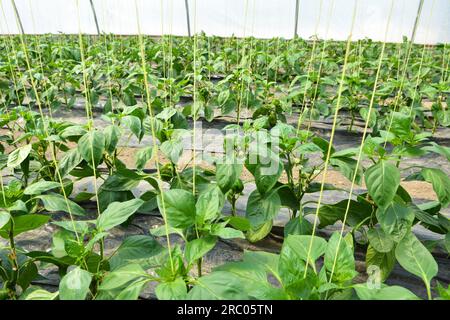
[0, 33, 447, 301]
[395, 233, 438, 298]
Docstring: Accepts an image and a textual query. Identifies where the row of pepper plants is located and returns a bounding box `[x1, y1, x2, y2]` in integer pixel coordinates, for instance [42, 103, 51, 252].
[0, 34, 449, 300]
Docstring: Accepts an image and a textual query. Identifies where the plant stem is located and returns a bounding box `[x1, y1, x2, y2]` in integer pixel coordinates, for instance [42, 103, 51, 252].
[396, 156, 401, 168]
[231, 195, 237, 216]
[349, 112, 355, 132]
[8, 219, 19, 298]
[197, 258, 202, 277]
[99, 239, 104, 261]
[426, 283, 432, 300]
[291, 209, 297, 219]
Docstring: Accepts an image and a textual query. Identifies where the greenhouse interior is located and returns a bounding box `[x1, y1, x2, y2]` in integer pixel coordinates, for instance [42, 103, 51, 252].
[0, 0, 449, 302]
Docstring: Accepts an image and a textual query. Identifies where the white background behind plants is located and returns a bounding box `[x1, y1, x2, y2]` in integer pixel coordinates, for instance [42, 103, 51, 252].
[0, 0, 448, 44]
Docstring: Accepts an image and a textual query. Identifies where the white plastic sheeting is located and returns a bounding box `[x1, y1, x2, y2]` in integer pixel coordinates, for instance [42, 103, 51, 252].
[0, 0, 448, 44]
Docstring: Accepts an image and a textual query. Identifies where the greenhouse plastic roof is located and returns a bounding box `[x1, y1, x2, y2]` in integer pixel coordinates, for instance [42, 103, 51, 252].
[0, 0, 449, 44]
